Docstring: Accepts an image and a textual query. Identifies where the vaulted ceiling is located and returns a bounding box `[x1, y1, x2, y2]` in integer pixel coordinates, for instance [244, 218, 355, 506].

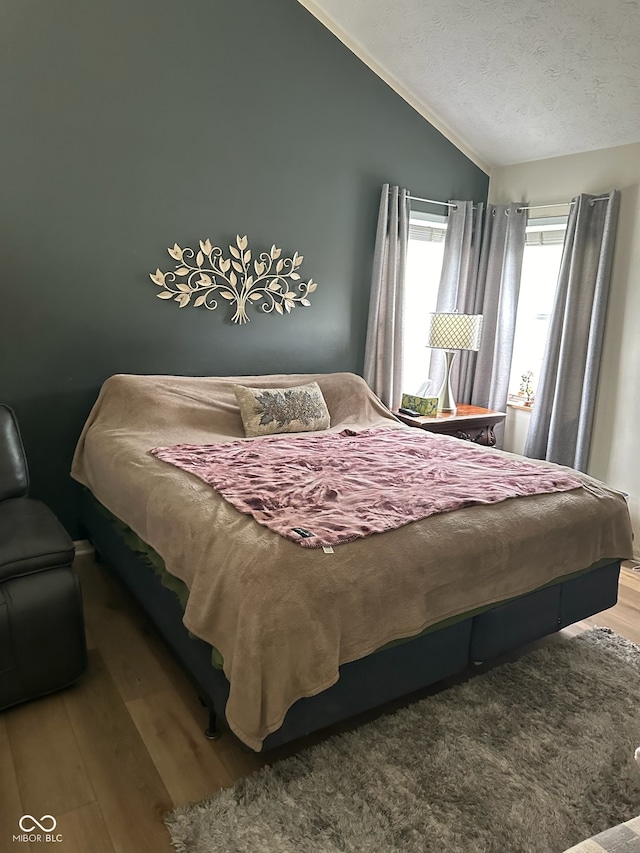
[298, 0, 640, 171]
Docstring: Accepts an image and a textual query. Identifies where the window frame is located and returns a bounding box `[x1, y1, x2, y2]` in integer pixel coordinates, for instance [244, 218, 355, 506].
[507, 214, 568, 408]
[402, 209, 449, 397]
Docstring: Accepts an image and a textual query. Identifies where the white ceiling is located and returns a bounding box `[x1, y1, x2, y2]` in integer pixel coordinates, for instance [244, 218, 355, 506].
[298, 0, 640, 171]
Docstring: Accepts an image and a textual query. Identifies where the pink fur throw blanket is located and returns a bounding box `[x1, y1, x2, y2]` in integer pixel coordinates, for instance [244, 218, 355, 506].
[151, 428, 582, 548]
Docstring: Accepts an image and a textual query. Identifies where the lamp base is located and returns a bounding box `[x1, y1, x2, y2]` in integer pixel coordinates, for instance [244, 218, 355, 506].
[436, 350, 457, 414]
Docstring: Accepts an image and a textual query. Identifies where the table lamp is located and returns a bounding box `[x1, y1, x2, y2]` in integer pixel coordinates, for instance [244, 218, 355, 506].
[426, 312, 483, 414]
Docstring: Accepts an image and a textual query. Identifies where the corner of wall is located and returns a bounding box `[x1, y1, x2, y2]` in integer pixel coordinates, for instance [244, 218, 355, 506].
[295, 0, 491, 174]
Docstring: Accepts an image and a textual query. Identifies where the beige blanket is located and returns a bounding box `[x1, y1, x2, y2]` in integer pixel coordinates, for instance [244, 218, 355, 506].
[71, 372, 633, 750]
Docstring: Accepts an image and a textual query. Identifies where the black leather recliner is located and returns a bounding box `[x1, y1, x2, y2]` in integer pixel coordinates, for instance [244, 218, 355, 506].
[0, 404, 86, 711]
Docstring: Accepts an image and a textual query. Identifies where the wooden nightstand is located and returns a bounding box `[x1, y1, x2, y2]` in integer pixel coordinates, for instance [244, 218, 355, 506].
[395, 404, 506, 447]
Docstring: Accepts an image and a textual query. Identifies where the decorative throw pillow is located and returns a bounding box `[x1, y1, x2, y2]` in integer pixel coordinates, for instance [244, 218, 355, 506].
[233, 382, 331, 437]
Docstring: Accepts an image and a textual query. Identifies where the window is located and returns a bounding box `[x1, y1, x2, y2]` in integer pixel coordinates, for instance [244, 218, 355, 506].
[403, 212, 566, 405]
[508, 217, 567, 403]
[402, 211, 447, 395]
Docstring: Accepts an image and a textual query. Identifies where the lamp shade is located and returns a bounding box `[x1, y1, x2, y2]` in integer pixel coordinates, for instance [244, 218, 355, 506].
[426, 312, 483, 351]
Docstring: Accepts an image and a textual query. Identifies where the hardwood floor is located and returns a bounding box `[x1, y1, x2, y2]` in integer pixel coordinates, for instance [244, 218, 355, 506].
[584, 563, 640, 644]
[1, 556, 638, 852]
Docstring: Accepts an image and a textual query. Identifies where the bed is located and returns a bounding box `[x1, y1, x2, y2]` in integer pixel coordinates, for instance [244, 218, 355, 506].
[71, 371, 633, 752]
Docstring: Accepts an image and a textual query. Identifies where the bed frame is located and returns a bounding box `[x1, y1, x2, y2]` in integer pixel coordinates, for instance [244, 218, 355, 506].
[79, 490, 621, 752]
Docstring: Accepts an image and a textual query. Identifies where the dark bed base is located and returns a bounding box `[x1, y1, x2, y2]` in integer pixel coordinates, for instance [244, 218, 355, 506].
[79, 491, 621, 752]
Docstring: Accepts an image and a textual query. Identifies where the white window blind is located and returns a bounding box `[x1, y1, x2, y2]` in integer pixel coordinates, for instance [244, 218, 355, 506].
[409, 224, 447, 243]
[525, 228, 566, 246]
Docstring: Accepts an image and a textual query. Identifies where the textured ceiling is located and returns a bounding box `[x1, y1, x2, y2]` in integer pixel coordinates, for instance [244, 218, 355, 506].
[299, 0, 640, 169]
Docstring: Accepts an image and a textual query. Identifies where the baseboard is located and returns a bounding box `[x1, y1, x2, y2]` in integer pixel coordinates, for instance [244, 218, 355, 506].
[73, 538, 95, 557]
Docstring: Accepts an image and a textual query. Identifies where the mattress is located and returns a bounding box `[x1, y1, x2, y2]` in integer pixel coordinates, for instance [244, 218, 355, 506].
[94, 494, 617, 670]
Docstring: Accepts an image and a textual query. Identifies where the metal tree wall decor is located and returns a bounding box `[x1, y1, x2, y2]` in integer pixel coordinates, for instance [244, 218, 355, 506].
[149, 235, 318, 324]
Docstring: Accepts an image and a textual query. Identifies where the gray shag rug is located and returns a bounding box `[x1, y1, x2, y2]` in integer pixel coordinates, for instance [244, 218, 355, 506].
[167, 629, 640, 853]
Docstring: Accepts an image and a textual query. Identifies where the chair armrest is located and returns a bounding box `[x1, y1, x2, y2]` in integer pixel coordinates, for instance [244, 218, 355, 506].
[0, 497, 74, 583]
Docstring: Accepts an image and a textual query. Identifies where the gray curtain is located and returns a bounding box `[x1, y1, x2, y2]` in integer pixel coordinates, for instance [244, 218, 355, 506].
[524, 190, 620, 471]
[429, 200, 484, 403]
[364, 184, 410, 409]
[430, 201, 526, 445]
[471, 203, 527, 422]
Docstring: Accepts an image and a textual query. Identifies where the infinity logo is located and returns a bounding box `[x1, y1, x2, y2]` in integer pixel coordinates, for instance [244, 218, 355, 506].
[19, 815, 57, 832]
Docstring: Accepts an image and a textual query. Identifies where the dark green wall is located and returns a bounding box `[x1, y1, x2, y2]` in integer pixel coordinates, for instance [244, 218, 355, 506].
[0, 0, 488, 534]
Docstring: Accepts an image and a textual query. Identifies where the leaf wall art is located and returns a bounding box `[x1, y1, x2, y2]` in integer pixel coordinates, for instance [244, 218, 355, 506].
[150, 235, 318, 324]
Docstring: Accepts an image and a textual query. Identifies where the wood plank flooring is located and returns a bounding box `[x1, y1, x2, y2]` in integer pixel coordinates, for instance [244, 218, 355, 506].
[587, 564, 640, 643]
[1, 556, 638, 853]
